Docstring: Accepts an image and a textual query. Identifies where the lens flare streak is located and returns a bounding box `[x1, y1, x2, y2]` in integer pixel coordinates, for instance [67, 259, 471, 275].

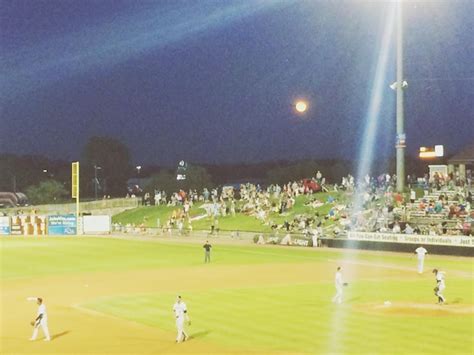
[326, 3, 396, 353]
[1, 0, 291, 100]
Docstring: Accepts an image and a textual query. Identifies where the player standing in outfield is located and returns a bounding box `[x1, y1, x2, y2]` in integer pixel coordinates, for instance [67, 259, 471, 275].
[414, 246, 428, 274]
[28, 297, 51, 341]
[332, 267, 347, 304]
[432, 269, 446, 304]
[203, 240, 212, 263]
[173, 296, 191, 343]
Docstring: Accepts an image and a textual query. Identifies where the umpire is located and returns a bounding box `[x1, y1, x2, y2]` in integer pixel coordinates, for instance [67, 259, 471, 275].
[203, 241, 212, 263]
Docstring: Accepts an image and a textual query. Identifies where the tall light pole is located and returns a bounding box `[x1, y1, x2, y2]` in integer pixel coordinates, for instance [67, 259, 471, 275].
[395, 0, 406, 193]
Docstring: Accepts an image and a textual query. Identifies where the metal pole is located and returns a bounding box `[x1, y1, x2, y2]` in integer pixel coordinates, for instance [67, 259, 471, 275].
[396, 0, 405, 193]
[94, 166, 98, 200]
[76, 162, 80, 235]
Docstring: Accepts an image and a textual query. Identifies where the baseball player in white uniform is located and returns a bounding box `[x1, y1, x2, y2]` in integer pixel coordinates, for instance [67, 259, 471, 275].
[432, 269, 446, 304]
[332, 267, 347, 304]
[415, 246, 428, 274]
[173, 296, 190, 343]
[28, 297, 51, 341]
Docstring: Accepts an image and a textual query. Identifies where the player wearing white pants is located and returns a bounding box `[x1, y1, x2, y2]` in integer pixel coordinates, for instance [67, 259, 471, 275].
[173, 296, 190, 343]
[415, 246, 428, 274]
[29, 297, 50, 341]
[332, 267, 344, 304]
[433, 269, 446, 304]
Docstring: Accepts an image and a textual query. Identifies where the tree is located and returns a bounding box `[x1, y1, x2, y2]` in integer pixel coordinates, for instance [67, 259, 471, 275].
[0, 154, 53, 192]
[25, 180, 68, 205]
[144, 165, 213, 196]
[266, 161, 319, 185]
[144, 170, 177, 195]
[180, 165, 213, 192]
[82, 136, 131, 197]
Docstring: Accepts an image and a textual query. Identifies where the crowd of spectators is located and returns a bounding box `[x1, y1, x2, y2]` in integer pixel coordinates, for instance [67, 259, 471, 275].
[113, 172, 336, 237]
[114, 170, 473, 238]
[341, 172, 473, 237]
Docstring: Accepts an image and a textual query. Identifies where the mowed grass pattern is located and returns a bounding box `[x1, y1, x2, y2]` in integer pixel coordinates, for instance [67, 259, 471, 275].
[1, 237, 335, 279]
[1, 237, 473, 353]
[85, 280, 472, 354]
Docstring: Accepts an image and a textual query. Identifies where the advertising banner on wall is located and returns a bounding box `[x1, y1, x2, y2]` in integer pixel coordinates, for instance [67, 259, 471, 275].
[348, 231, 472, 247]
[0, 216, 10, 235]
[83, 215, 111, 234]
[48, 215, 77, 235]
[9, 215, 47, 235]
[253, 234, 315, 247]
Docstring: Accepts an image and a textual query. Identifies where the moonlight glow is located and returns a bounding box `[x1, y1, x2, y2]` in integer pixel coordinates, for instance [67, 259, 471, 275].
[295, 101, 308, 113]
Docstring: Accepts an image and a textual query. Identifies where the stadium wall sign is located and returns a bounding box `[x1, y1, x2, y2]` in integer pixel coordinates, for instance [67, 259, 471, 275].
[0, 216, 10, 235]
[253, 234, 316, 247]
[83, 215, 111, 234]
[48, 215, 77, 235]
[348, 231, 472, 247]
[8, 215, 47, 235]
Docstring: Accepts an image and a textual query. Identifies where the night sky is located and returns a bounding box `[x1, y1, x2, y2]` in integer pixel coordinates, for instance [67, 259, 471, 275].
[1, 0, 473, 166]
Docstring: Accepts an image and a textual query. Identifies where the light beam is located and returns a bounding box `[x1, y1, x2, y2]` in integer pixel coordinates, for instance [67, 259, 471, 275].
[1, 0, 292, 100]
[326, 3, 396, 353]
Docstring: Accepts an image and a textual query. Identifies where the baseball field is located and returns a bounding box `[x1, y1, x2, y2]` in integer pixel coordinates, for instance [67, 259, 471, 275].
[1, 236, 473, 354]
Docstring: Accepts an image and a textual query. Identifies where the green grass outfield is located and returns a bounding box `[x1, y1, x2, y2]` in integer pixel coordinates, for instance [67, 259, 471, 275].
[1, 236, 473, 354]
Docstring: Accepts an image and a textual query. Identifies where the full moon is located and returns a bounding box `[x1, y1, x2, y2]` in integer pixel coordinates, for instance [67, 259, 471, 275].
[295, 101, 307, 113]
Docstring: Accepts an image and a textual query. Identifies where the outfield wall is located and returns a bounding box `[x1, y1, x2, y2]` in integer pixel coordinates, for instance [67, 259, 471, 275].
[322, 232, 473, 257]
[1, 215, 111, 236]
[3, 197, 139, 215]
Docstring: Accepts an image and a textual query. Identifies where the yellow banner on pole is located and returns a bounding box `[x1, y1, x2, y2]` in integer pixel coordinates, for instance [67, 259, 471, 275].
[72, 162, 79, 198]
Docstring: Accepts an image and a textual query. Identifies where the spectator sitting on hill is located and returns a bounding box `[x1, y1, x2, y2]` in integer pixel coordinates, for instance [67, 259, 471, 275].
[392, 221, 401, 233]
[434, 201, 443, 213]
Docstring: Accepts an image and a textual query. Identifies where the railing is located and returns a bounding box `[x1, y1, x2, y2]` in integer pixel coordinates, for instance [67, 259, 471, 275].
[4, 198, 139, 215]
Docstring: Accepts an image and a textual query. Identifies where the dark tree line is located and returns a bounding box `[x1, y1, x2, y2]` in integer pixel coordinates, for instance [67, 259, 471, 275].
[1, 134, 429, 204]
[0, 136, 133, 201]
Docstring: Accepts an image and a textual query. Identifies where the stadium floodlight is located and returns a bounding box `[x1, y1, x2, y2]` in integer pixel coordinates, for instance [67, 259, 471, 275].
[389, 80, 407, 90]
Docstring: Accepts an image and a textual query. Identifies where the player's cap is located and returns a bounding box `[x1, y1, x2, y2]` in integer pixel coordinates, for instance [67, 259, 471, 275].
[37, 297, 43, 303]
[432, 269, 438, 273]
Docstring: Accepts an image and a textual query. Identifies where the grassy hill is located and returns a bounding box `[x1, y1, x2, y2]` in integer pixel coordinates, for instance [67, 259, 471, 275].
[112, 191, 347, 233]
